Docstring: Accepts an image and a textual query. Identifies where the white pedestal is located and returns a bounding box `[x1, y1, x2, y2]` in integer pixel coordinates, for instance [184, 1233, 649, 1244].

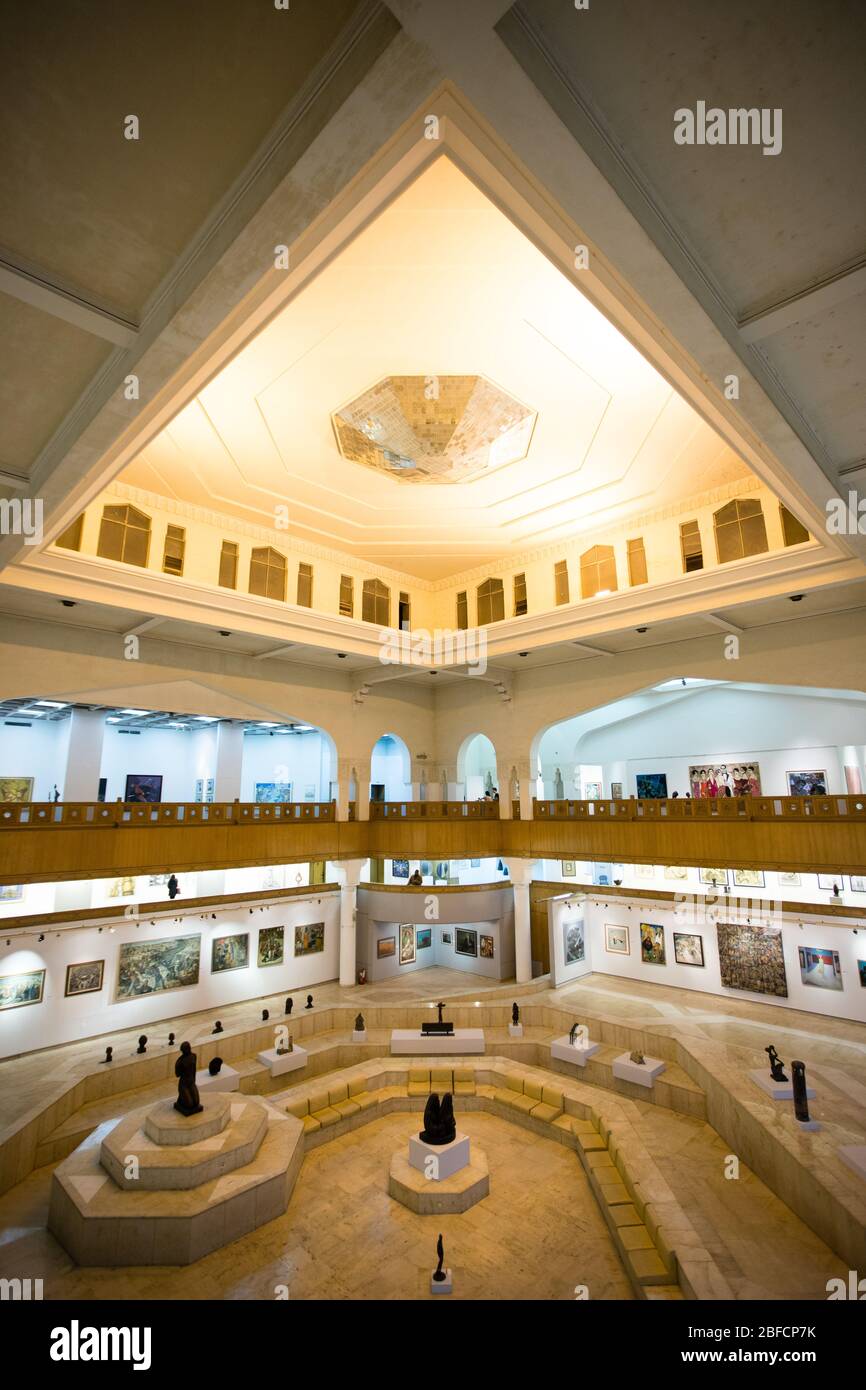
[551, 1035, 601, 1068]
[508, 1023, 524, 1037]
[352, 1029, 367, 1042]
[612, 1052, 665, 1088]
[795, 1119, 821, 1132]
[431, 1268, 453, 1294]
[749, 1070, 816, 1102]
[409, 1132, 470, 1179]
[195, 1064, 240, 1093]
[256, 1044, 308, 1077]
[838, 1144, 866, 1181]
[390, 1029, 485, 1055]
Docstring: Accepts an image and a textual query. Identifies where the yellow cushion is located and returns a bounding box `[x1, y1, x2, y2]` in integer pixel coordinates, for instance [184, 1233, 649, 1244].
[492, 1088, 514, 1106]
[529, 1101, 559, 1123]
[524, 1079, 543, 1102]
[352, 1090, 378, 1111]
[328, 1082, 349, 1105]
[286, 1097, 309, 1119]
[309, 1088, 330, 1114]
[409, 1068, 429, 1084]
[541, 1085, 563, 1110]
[510, 1093, 536, 1113]
[431, 1068, 452, 1088]
[311, 1105, 341, 1127]
[454, 1080, 475, 1095]
[578, 1132, 607, 1153]
[301, 1114, 320, 1134]
[349, 1077, 369, 1097]
[453, 1067, 473, 1083]
[408, 1082, 430, 1096]
[333, 1098, 360, 1117]
[505, 1073, 524, 1094]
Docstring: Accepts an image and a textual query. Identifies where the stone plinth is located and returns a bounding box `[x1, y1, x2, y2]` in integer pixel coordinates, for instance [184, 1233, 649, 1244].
[749, 1071, 816, 1102]
[257, 1045, 308, 1077]
[390, 1029, 485, 1054]
[551, 1035, 601, 1068]
[389, 1147, 489, 1214]
[409, 1132, 470, 1180]
[101, 1099, 267, 1190]
[612, 1053, 666, 1088]
[196, 1064, 240, 1094]
[144, 1093, 231, 1145]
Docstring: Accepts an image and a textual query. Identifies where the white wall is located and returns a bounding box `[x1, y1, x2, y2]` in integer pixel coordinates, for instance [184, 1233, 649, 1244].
[240, 731, 330, 801]
[0, 717, 71, 801]
[370, 735, 411, 799]
[544, 860, 864, 912]
[356, 885, 515, 982]
[548, 895, 593, 987]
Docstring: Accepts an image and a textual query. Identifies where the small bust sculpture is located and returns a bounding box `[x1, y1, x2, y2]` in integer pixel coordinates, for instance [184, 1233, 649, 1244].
[512, 1002, 520, 1026]
[766, 1044, 788, 1083]
[208, 1056, 223, 1076]
[355, 1012, 365, 1032]
[213, 1020, 223, 1034]
[285, 997, 293, 1015]
[629, 1048, 645, 1065]
[101, 1046, 113, 1064]
[262, 1009, 269, 1021]
[305, 994, 314, 1009]
[420, 1092, 457, 1146]
[136, 1035, 147, 1054]
[168, 1032, 175, 1046]
[174, 1041, 203, 1116]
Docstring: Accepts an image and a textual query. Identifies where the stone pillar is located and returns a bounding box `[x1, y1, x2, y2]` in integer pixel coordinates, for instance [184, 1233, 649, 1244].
[837, 745, 864, 794]
[213, 722, 244, 802]
[497, 756, 534, 820]
[335, 757, 353, 821]
[505, 859, 538, 984]
[61, 708, 106, 801]
[354, 757, 372, 821]
[331, 859, 367, 987]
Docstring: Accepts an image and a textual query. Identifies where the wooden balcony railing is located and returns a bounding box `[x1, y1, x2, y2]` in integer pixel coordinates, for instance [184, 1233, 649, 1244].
[0, 799, 337, 828]
[369, 800, 501, 820]
[533, 794, 866, 823]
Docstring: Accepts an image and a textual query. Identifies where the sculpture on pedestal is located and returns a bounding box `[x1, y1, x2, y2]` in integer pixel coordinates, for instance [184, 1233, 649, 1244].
[305, 994, 314, 1009]
[355, 1012, 365, 1032]
[420, 1092, 456, 1146]
[208, 1057, 223, 1076]
[101, 1046, 113, 1064]
[569, 1022, 582, 1046]
[766, 1044, 788, 1082]
[174, 1042, 203, 1116]
[136, 1035, 147, 1054]
[167, 1033, 175, 1046]
[512, 1002, 520, 1026]
[213, 1021, 223, 1034]
[262, 1009, 269, 1021]
[167, 873, 180, 900]
[433, 1233, 446, 1284]
[629, 1048, 645, 1065]
[792, 1061, 812, 1123]
[285, 997, 293, 1015]
[436, 1001, 445, 1023]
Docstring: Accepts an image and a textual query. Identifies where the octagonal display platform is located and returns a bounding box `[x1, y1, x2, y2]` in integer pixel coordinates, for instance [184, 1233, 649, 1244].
[389, 1147, 490, 1214]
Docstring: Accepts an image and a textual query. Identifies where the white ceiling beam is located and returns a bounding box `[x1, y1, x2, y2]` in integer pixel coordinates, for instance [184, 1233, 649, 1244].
[0, 254, 138, 348]
[252, 644, 296, 661]
[702, 612, 744, 635]
[738, 260, 866, 344]
[571, 641, 612, 657]
[121, 616, 164, 637]
[0, 463, 28, 491]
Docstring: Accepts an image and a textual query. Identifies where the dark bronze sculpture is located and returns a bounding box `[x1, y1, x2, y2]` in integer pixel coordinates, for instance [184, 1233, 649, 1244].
[355, 1012, 365, 1031]
[792, 1061, 811, 1123]
[420, 1092, 456, 1146]
[167, 873, 180, 900]
[512, 1002, 520, 1026]
[436, 1001, 445, 1023]
[136, 1035, 147, 1054]
[433, 1233, 446, 1283]
[174, 1042, 203, 1116]
[208, 1056, 223, 1076]
[569, 1021, 582, 1045]
[285, 997, 293, 1015]
[101, 1046, 113, 1064]
[168, 1032, 175, 1046]
[766, 1044, 788, 1082]
[213, 1020, 223, 1034]
[305, 994, 314, 1009]
[629, 1048, 645, 1065]
[262, 1009, 269, 1021]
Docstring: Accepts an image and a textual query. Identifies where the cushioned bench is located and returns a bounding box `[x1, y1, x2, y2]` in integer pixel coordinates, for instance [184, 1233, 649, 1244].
[408, 1068, 430, 1097]
[453, 1067, 476, 1096]
[491, 1071, 564, 1124]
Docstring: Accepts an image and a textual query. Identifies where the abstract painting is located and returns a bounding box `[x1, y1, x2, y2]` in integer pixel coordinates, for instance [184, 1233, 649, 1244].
[392, 859, 409, 879]
[116, 935, 201, 1000]
[583, 781, 602, 800]
[636, 773, 668, 799]
[0, 777, 33, 803]
[716, 923, 787, 997]
[294, 922, 325, 957]
[455, 927, 478, 957]
[211, 932, 249, 973]
[65, 960, 104, 996]
[610, 782, 623, 799]
[859, 960, 866, 988]
[592, 863, 612, 886]
[257, 926, 285, 967]
[255, 782, 292, 803]
[124, 774, 163, 803]
[399, 923, 416, 964]
[673, 933, 704, 967]
[416, 927, 432, 950]
[605, 924, 629, 955]
[689, 763, 761, 798]
[777, 871, 802, 888]
[699, 868, 728, 887]
[664, 866, 688, 881]
[563, 920, 585, 965]
[377, 936, 396, 959]
[0, 967, 44, 1010]
[480, 933, 495, 959]
[798, 946, 843, 991]
[640, 923, 666, 965]
[786, 770, 828, 796]
[733, 868, 765, 888]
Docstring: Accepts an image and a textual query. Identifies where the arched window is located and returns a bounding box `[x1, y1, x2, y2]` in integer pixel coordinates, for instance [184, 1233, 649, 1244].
[580, 545, 617, 599]
[362, 578, 390, 625]
[249, 546, 287, 601]
[477, 577, 504, 625]
[714, 499, 768, 563]
[97, 504, 151, 567]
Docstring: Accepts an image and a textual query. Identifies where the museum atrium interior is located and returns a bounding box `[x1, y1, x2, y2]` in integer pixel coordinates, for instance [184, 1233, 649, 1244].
[0, 0, 864, 1311]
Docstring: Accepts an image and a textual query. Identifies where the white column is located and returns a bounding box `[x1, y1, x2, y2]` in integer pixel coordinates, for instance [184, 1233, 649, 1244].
[496, 757, 515, 819]
[354, 757, 372, 821]
[214, 722, 244, 802]
[506, 859, 538, 984]
[332, 858, 367, 987]
[837, 745, 864, 794]
[335, 757, 353, 821]
[61, 709, 106, 801]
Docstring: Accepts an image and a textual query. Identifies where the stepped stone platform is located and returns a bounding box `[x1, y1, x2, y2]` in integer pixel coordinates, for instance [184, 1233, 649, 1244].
[389, 1146, 489, 1214]
[49, 1094, 302, 1266]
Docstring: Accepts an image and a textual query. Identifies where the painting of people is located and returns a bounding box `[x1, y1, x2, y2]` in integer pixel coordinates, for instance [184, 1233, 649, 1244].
[688, 763, 761, 798]
[716, 923, 787, 997]
[116, 935, 201, 1000]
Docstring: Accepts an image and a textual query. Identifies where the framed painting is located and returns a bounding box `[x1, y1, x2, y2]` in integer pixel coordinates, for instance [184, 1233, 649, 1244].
[211, 932, 249, 973]
[561, 860, 576, 876]
[592, 863, 612, 886]
[116, 935, 201, 1000]
[399, 923, 416, 965]
[470, 859, 481, 868]
[455, 927, 477, 958]
[777, 871, 802, 888]
[257, 926, 284, 967]
[689, 763, 761, 798]
[441, 932, 452, 945]
[817, 874, 844, 892]
[0, 884, 24, 901]
[124, 774, 163, 803]
[605, 924, 629, 955]
[377, 936, 396, 960]
[255, 782, 292, 803]
[0, 967, 45, 1010]
[479, 933, 495, 959]
[294, 922, 324, 957]
[64, 960, 104, 997]
[636, 773, 667, 799]
[733, 868, 765, 888]
[716, 923, 787, 997]
[0, 777, 33, 803]
[699, 868, 728, 887]
[798, 946, 843, 991]
[787, 770, 828, 797]
[859, 960, 866, 988]
[634, 864, 654, 880]
[849, 876, 866, 893]
[664, 866, 688, 881]
[416, 927, 432, 950]
[563, 920, 585, 965]
[640, 923, 666, 965]
[583, 781, 602, 800]
[610, 781, 624, 799]
[420, 862, 432, 875]
[673, 933, 704, 967]
[392, 859, 410, 879]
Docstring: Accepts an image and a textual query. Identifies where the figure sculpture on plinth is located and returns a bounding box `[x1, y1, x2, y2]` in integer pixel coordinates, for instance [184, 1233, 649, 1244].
[629, 1048, 645, 1065]
[436, 1001, 445, 1024]
[766, 1044, 788, 1082]
[512, 1002, 520, 1026]
[420, 1093, 457, 1146]
[174, 1041, 203, 1116]
[355, 1012, 365, 1031]
[208, 1057, 223, 1076]
[792, 1061, 811, 1123]
[569, 1021, 582, 1046]
[433, 1233, 446, 1283]
[285, 997, 293, 1015]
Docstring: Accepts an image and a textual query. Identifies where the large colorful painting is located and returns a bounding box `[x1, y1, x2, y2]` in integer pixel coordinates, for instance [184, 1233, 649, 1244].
[116, 934, 201, 1000]
[798, 946, 843, 991]
[399, 923, 416, 964]
[787, 770, 828, 797]
[257, 926, 285, 967]
[673, 933, 704, 967]
[65, 960, 104, 996]
[255, 782, 292, 803]
[480, 933, 495, 959]
[640, 923, 666, 965]
[294, 922, 325, 957]
[563, 920, 585, 965]
[0, 967, 45, 1010]
[455, 927, 478, 958]
[0, 777, 33, 803]
[211, 933, 249, 973]
[636, 773, 668, 799]
[716, 923, 787, 998]
[392, 859, 409, 879]
[124, 774, 163, 803]
[689, 763, 761, 798]
[416, 927, 432, 950]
